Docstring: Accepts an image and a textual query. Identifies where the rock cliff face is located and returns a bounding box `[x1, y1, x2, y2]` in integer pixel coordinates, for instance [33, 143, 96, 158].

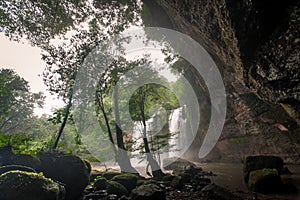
[142, 0, 300, 163]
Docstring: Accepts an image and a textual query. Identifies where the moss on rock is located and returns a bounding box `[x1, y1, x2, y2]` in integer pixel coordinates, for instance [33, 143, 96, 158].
[243, 155, 283, 183]
[0, 170, 65, 200]
[106, 180, 129, 197]
[111, 173, 139, 191]
[248, 168, 283, 193]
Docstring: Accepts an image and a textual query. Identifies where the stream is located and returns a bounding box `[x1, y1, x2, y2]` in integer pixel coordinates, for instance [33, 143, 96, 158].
[199, 162, 300, 199]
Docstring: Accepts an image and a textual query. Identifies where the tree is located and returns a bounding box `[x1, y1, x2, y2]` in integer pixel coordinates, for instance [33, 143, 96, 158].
[0, 68, 44, 134]
[0, 0, 92, 46]
[93, 58, 145, 173]
[119, 65, 179, 178]
[40, 1, 141, 150]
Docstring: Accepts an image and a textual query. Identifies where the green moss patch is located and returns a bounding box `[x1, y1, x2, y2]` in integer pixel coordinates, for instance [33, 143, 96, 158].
[0, 170, 65, 200]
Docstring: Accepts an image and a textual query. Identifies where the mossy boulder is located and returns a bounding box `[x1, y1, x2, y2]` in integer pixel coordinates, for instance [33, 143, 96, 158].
[243, 155, 283, 183]
[131, 183, 165, 200]
[0, 170, 65, 200]
[106, 180, 129, 197]
[111, 173, 139, 192]
[248, 168, 283, 193]
[37, 151, 90, 200]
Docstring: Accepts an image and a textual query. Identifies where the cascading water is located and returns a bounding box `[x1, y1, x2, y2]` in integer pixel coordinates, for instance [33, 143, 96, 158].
[168, 106, 187, 157]
[131, 106, 187, 166]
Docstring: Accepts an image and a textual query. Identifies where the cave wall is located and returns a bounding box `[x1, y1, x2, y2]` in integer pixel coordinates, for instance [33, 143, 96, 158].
[142, 0, 300, 163]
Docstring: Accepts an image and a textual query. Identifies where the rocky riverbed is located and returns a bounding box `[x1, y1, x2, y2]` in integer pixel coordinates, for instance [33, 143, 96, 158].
[83, 158, 299, 200]
[0, 147, 299, 200]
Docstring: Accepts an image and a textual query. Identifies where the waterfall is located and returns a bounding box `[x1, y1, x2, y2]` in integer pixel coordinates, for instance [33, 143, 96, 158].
[131, 106, 187, 166]
[168, 106, 187, 157]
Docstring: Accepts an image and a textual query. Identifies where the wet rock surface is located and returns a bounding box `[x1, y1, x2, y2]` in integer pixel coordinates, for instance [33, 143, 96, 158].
[82, 164, 244, 200]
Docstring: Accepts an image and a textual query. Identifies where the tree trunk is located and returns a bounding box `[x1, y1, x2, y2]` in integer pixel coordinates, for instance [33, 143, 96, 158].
[113, 85, 139, 174]
[53, 94, 72, 149]
[141, 100, 165, 179]
[96, 93, 117, 156]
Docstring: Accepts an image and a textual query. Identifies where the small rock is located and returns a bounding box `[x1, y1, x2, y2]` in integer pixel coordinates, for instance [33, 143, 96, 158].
[94, 177, 107, 190]
[179, 173, 192, 183]
[111, 173, 139, 192]
[170, 176, 184, 189]
[106, 180, 129, 197]
[131, 183, 165, 200]
[108, 194, 118, 199]
[84, 185, 94, 194]
[184, 165, 203, 175]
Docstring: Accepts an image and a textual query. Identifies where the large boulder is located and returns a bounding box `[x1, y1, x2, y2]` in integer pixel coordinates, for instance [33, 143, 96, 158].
[111, 173, 139, 192]
[0, 170, 65, 200]
[243, 155, 283, 183]
[37, 151, 90, 200]
[248, 168, 283, 193]
[131, 183, 165, 200]
[106, 180, 129, 197]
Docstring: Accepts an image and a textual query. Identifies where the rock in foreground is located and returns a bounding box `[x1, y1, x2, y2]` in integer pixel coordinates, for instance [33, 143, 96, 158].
[37, 151, 90, 200]
[243, 155, 283, 183]
[106, 180, 129, 197]
[131, 183, 165, 200]
[248, 168, 283, 193]
[111, 173, 139, 192]
[0, 170, 65, 200]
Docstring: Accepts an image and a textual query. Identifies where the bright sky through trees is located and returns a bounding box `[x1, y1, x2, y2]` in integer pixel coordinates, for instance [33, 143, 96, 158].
[0, 33, 64, 116]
